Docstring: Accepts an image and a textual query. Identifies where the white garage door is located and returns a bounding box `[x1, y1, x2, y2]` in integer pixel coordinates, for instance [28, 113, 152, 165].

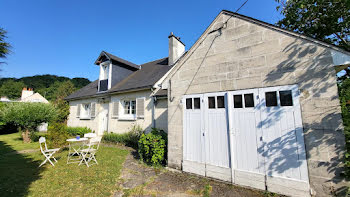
[183, 85, 309, 196]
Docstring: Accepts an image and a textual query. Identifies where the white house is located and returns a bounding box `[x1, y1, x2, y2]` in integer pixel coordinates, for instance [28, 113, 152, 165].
[65, 51, 173, 136]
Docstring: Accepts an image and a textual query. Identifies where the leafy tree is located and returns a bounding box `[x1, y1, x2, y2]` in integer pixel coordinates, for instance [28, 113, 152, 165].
[1, 102, 57, 142]
[0, 27, 11, 64]
[53, 81, 76, 123]
[275, 0, 349, 51]
[0, 80, 25, 99]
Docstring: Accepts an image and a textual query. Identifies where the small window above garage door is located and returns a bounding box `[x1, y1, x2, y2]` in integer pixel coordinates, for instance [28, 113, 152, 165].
[233, 93, 255, 108]
[208, 96, 226, 109]
[265, 90, 293, 107]
[186, 97, 201, 110]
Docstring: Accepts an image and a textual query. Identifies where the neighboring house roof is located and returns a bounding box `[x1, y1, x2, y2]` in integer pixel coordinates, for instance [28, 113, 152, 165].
[94, 51, 140, 70]
[21, 93, 49, 103]
[66, 57, 171, 100]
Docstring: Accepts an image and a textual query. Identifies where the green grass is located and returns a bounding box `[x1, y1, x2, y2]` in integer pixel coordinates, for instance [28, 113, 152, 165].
[0, 133, 39, 154]
[0, 132, 129, 197]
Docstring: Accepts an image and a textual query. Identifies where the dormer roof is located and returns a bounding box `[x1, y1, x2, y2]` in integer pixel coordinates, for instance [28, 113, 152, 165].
[94, 51, 140, 70]
[65, 56, 170, 100]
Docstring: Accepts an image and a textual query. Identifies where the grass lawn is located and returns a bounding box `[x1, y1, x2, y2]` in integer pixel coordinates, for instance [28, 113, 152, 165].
[0, 133, 39, 154]
[0, 132, 129, 197]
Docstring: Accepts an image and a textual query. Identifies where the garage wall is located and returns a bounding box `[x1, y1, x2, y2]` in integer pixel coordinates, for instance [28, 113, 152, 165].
[67, 98, 100, 132]
[166, 13, 346, 196]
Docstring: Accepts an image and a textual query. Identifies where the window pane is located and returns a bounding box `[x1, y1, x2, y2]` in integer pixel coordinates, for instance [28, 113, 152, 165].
[244, 94, 254, 108]
[208, 97, 215, 109]
[186, 98, 192, 109]
[194, 98, 200, 109]
[217, 96, 225, 108]
[234, 95, 243, 108]
[131, 100, 136, 114]
[124, 101, 130, 114]
[280, 90, 293, 106]
[266, 91, 278, 107]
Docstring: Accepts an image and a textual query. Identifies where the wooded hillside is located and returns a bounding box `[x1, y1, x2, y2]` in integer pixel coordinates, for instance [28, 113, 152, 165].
[0, 74, 91, 100]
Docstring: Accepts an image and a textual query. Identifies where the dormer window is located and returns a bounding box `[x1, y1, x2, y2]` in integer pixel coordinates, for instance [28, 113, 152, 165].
[99, 61, 110, 92]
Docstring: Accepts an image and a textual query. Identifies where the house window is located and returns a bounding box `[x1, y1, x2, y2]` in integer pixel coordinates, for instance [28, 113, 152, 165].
[81, 103, 91, 119]
[123, 100, 136, 116]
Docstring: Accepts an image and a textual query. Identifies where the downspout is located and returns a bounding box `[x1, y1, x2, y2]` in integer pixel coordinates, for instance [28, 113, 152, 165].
[151, 88, 156, 129]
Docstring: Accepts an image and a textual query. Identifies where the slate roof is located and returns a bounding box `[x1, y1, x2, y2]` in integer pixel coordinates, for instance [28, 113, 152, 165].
[94, 51, 140, 70]
[65, 57, 170, 100]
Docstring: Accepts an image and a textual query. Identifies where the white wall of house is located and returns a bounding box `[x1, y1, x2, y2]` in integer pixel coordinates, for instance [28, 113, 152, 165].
[67, 89, 168, 135]
[153, 98, 168, 132]
[67, 98, 100, 132]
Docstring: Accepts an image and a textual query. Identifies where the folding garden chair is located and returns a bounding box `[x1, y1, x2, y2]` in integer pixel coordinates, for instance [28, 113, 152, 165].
[39, 137, 60, 167]
[79, 136, 102, 167]
[84, 133, 97, 138]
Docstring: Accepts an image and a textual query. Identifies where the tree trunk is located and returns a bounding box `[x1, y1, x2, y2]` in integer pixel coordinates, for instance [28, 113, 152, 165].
[22, 129, 31, 143]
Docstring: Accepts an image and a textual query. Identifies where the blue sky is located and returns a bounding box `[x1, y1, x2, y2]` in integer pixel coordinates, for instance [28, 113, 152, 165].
[0, 0, 282, 81]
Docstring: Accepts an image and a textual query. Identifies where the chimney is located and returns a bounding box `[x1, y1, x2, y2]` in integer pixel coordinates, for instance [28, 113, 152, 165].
[168, 32, 185, 66]
[21, 87, 34, 100]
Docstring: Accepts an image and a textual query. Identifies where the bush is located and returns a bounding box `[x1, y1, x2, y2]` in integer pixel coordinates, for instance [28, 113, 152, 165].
[30, 132, 48, 142]
[103, 124, 143, 149]
[138, 128, 167, 166]
[46, 123, 69, 147]
[66, 126, 92, 137]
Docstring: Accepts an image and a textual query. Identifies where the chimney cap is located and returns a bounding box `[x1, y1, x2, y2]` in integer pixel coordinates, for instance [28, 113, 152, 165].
[168, 32, 186, 46]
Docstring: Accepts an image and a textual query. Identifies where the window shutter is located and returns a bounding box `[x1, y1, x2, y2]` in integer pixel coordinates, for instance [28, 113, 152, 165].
[112, 101, 119, 118]
[76, 104, 81, 118]
[136, 97, 145, 119]
[90, 103, 96, 118]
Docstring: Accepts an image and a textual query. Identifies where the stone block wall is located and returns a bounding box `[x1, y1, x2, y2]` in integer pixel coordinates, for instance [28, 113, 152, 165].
[166, 12, 346, 196]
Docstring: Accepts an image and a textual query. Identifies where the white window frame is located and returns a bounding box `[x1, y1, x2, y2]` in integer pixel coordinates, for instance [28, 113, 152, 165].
[120, 99, 136, 120]
[80, 103, 91, 119]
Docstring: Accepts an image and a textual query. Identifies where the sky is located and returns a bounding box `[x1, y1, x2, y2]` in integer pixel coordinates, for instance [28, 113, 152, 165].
[0, 0, 282, 81]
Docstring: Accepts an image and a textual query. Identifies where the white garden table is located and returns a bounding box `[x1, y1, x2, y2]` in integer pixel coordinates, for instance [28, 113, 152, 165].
[66, 137, 88, 164]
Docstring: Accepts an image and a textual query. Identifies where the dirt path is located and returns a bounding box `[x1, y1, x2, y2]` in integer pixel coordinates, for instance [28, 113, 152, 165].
[114, 152, 272, 197]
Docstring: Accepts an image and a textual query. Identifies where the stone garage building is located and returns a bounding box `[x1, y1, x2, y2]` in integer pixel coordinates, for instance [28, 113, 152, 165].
[163, 10, 350, 196]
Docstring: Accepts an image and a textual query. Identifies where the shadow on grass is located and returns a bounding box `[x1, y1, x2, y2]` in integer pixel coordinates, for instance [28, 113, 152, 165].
[0, 141, 43, 197]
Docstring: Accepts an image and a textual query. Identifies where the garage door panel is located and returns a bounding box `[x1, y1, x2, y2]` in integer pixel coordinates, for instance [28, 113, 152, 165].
[205, 93, 230, 168]
[182, 85, 309, 195]
[229, 89, 263, 175]
[260, 85, 309, 182]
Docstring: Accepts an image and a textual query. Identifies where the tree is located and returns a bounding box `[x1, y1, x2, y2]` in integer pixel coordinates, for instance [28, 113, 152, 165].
[53, 81, 76, 123]
[0, 80, 25, 99]
[275, 0, 350, 51]
[1, 102, 57, 142]
[0, 27, 11, 64]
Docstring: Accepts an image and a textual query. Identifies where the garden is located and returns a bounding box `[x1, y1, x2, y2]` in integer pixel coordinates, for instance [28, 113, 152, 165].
[0, 102, 168, 196]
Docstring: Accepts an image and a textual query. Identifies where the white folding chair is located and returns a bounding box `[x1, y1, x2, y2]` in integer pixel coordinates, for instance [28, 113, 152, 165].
[79, 136, 102, 167]
[39, 137, 60, 167]
[83, 133, 97, 138]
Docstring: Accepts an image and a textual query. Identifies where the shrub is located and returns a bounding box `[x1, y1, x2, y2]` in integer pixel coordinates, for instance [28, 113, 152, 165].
[30, 132, 48, 142]
[138, 128, 167, 166]
[102, 124, 143, 149]
[46, 123, 69, 147]
[66, 126, 92, 137]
